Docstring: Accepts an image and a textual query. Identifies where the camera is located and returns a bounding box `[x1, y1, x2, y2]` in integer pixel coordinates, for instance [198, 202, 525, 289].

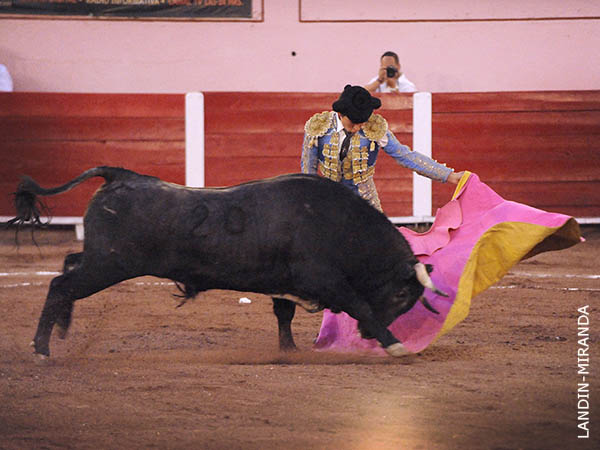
[386, 66, 398, 78]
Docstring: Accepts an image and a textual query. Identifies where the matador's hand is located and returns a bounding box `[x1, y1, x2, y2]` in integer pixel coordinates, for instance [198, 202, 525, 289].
[447, 171, 465, 184]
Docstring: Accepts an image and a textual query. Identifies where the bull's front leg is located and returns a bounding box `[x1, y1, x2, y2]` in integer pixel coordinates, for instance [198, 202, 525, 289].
[272, 297, 297, 351]
[342, 300, 408, 357]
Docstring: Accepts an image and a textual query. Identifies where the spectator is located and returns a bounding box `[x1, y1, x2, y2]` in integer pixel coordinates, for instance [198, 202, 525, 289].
[365, 51, 416, 94]
[0, 64, 13, 92]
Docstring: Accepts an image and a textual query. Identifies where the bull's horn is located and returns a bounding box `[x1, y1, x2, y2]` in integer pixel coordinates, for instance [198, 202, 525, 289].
[420, 296, 440, 315]
[415, 262, 449, 297]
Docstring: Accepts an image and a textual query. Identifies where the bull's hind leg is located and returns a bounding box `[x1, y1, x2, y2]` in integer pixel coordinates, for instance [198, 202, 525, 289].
[54, 252, 84, 334]
[32, 263, 129, 357]
[62, 252, 83, 273]
[272, 297, 297, 351]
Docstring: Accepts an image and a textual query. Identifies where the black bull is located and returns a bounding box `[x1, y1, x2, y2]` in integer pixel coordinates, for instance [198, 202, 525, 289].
[9, 167, 445, 358]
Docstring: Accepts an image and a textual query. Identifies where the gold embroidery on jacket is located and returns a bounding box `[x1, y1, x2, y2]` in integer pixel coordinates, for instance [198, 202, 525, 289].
[304, 111, 332, 139]
[342, 134, 373, 184]
[301, 134, 318, 173]
[363, 114, 388, 142]
[411, 153, 451, 181]
[304, 111, 336, 175]
[320, 133, 341, 181]
[357, 178, 383, 212]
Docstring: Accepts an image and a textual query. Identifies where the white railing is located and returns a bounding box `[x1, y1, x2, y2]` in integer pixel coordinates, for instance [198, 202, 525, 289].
[185, 92, 205, 188]
[389, 91, 433, 224]
[1, 216, 85, 240]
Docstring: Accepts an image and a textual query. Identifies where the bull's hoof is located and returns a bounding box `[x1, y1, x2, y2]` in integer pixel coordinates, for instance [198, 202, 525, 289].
[31, 345, 49, 364]
[385, 343, 409, 357]
[33, 353, 49, 365]
[281, 346, 299, 353]
[357, 326, 374, 340]
[30, 340, 50, 360]
[279, 343, 298, 352]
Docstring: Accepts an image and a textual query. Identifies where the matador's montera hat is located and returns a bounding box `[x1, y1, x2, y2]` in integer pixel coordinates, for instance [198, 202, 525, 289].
[332, 84, 382, 124]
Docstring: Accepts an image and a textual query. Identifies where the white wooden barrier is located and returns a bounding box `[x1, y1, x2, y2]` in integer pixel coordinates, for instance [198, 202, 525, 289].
[185, 92, 205, 188]
[389, 91, 433, 224]
[0, 216, 85, 240]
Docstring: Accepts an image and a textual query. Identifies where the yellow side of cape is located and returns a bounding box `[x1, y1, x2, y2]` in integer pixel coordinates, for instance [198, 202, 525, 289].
[437, 172, 581, 340]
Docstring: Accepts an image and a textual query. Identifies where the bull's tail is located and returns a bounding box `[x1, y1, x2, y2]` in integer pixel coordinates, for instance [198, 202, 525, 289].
[6, 166, 128, 227]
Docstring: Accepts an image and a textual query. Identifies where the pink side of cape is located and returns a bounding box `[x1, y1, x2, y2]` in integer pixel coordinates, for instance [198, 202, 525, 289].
[313, 173, 576, 354]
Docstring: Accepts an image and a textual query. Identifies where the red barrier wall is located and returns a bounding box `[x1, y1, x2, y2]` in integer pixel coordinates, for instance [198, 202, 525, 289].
[0, 91, 418, 218]
[203, 92, 416, 216]
[0, 93, 185, 217]
[431, 91, 600, 217]
[1, 90, 598, 220]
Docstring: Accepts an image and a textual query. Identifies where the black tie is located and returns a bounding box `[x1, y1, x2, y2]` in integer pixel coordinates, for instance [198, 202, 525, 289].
[340, 132, 353, 161]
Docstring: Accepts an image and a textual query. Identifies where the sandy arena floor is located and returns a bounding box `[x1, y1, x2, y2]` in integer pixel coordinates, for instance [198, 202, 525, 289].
[0, 226, 598, 449]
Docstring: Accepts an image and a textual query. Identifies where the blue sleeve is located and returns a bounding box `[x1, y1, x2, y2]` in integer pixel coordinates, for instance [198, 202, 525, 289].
[382, 131, 453, 182]
[301, 133, 319, 174]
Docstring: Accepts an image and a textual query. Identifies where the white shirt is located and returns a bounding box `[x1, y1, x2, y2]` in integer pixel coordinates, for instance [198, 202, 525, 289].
[333, 112, 389, 147]
[0, 65, 13, 92]
[368, 73, 416, 93]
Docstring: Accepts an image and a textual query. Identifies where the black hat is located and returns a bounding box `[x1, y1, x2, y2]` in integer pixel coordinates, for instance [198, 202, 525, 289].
[332, 84, 382, 124]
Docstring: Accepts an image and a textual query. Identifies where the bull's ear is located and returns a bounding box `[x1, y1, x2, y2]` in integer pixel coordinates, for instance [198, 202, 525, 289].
[426, 264, 434, 274]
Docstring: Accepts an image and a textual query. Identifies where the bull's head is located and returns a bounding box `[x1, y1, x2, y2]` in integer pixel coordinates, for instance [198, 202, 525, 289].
[359, 263, 446, 339]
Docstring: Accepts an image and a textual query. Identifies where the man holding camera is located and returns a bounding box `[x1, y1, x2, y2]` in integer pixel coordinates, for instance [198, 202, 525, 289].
[365, 51, 417, 94]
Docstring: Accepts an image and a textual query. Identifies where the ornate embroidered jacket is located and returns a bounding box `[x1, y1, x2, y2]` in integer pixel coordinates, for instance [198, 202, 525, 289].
[301, 111, 453, 211]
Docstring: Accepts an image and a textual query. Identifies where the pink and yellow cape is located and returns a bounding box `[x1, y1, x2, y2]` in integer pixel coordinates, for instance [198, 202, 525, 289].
[313, 172, 582, 354]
